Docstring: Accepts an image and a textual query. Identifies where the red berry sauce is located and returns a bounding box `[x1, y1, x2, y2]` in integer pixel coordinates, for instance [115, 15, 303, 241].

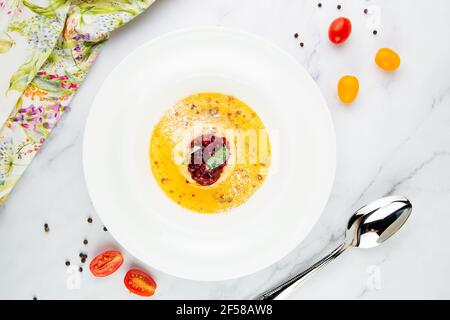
[187, 134, 229, 186]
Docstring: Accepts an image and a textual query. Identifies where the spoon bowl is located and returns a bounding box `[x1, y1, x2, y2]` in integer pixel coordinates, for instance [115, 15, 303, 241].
[346, 195, 412, 249]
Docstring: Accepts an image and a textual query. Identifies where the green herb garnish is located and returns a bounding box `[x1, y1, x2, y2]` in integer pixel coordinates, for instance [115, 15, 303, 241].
[205, 146, 228, 170]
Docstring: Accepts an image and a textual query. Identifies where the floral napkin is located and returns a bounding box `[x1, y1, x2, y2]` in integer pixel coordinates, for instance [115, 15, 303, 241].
[0, 0, 155, 203]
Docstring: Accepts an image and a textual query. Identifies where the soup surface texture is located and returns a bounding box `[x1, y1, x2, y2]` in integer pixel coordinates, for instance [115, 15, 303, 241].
[150, 92, 271, 213]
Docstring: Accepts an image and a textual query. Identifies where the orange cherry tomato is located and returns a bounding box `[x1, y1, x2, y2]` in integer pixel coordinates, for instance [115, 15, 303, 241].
[375, 48, 401, 71]
[89, 250, 124, 277]
[328, 17, 352, 44]
[338, 75, 359, 104]
[124, 269, 157, 297]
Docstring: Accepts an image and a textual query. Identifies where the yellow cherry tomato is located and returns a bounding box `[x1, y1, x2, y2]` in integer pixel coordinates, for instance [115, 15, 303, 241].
[338, 75, 359, 104]
[375, 48, 401, 71]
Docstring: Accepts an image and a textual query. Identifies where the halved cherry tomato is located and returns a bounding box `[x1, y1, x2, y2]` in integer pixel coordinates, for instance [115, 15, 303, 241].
[124, 269, 157, 297]
[328, 17, 352, 44]
[89, 250, 124, 277]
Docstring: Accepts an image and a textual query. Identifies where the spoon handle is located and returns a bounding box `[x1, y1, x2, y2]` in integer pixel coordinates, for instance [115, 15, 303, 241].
[256, 242, 348, 300]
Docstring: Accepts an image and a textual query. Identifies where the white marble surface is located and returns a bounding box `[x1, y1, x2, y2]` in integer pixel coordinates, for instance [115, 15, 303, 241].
[1, 0, 450, 300]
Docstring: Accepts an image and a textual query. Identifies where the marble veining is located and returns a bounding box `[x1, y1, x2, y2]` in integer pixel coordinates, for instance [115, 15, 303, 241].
[1, 0, 450, 299]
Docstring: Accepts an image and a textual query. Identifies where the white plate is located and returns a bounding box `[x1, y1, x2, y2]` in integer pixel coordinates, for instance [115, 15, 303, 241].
[83, 27, 335, 281]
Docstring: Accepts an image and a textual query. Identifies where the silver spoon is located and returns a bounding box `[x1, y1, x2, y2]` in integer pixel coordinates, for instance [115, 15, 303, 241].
[256, 195, 412, 300]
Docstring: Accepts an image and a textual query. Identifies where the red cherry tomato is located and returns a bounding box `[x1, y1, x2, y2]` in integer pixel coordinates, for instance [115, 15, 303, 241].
[124, 269, 157, 297]
[89, 250, 124, 277]
[328, 17, 352, 44]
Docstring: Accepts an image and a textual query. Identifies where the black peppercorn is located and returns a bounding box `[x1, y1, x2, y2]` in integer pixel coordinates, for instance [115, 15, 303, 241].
[44, 223, 49, 232]
[103, 226, 108, 232]
[87, 217, 93, 223]
[83, 239, 88, 245]
[337, 4, 341, 10]
[79, 267, 83, 272]
[318, 2, 322, 8]
[65, 260, 70, 266]
[300, 42, 304, 47]
[294, 33, 299, 39]
[364, 8, 368, 14]
[373, 30, 378, 35]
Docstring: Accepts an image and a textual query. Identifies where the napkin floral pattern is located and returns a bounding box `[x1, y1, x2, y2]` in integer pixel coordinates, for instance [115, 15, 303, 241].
[0, 0, 155, 203]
